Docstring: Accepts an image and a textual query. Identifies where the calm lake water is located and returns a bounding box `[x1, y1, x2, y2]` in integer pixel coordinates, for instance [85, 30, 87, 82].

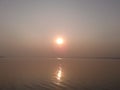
[0, 58, 120, 90]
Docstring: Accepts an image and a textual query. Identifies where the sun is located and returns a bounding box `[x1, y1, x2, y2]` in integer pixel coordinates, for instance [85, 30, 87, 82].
[56, 38, 64, 45]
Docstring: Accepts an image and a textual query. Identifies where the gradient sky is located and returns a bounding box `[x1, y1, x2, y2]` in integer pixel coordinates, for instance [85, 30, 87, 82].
[0, 0, 120, 57]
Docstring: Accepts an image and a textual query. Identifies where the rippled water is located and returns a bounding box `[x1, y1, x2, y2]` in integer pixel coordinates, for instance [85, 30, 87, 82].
[0, 58, 120, 90]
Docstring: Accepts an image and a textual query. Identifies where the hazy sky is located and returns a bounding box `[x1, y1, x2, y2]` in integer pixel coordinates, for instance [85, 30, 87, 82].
[0, 0, 120, 57]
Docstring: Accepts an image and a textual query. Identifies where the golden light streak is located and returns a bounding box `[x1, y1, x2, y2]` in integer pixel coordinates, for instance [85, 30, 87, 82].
[57, 57, 62, 60]
[56, 65, 62, 81]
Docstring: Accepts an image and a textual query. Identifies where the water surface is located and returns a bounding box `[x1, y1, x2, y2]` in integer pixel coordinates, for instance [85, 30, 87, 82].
[0, 58, 120, 90]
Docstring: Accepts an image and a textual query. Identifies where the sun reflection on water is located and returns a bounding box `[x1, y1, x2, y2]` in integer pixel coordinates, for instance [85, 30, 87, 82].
[56, 65, 62, 81]
[53, 63, 64, 84]
[52, 58, 64, 86]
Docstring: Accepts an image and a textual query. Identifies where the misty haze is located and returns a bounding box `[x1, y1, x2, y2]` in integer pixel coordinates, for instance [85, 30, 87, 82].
[0, 0, 120, 90]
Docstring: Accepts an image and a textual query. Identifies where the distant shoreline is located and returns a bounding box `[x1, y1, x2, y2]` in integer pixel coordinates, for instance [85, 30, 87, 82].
[0, 56, 120, 59]
[0, 56, 5, 58]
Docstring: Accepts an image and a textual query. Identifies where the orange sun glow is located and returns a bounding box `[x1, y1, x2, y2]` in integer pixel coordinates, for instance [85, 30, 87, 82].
[56, 38, 64, 45]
